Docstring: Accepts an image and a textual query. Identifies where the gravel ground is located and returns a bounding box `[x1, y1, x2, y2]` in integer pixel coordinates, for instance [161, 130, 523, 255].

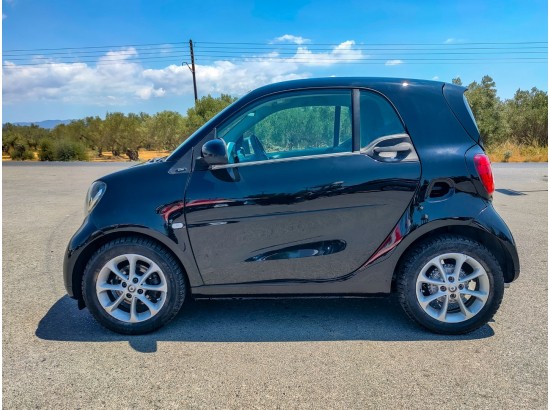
[2, 162, 548, 409]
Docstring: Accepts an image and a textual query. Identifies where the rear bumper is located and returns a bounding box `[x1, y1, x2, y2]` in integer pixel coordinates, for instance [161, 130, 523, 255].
[473, 205, 520, 282]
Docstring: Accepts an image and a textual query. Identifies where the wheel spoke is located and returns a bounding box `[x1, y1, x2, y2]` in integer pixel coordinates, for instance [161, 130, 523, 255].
[437, 295, 449, 320]
[456, 295, 474, 319]
[129, 297, 138, 323]
[458, 268, 485, 283]
[460, 288, 488, 302]
[127, 254, 138, 281]
[104, 293, 125, 313]
[418, 291, 444, 308]
[107, 261, 127, 281]
[419, 271, 445, 286]
[141, 283, 167, 292]
[432, 258, 447, 283]
[137, 294, 160, 315]
[97, 282, 124, 292]
[453, 254, 468, 277]
[138, 263, 159, 285]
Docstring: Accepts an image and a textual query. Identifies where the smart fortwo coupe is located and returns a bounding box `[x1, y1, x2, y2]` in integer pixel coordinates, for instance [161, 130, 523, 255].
[63, 78, 519, 335]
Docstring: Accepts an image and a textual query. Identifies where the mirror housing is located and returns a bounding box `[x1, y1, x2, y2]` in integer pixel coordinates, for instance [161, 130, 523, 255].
[201, 139, 228, 166]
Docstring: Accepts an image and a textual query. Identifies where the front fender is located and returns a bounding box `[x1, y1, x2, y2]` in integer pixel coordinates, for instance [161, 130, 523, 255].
[63, 220, 204, 301]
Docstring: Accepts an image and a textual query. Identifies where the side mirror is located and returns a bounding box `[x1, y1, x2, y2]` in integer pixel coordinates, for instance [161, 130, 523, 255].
[201, 139, 228, 166]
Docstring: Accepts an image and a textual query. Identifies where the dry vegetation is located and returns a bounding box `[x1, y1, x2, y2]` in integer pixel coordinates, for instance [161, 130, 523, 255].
[486, 142, 548, 163]
[4, 144, 547, 163]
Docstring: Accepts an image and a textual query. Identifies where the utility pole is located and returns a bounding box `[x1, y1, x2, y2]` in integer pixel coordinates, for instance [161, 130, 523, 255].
[189, 39, 198, 103]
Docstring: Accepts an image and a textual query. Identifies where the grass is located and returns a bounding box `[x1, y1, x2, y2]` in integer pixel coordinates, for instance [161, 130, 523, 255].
[485, 141, 548, 163]
[89, 150, 171, 162]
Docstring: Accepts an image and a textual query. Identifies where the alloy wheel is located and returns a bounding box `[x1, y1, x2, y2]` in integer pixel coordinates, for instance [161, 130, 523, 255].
[415, 252, 490, 323]
[95, 254, 168, 323]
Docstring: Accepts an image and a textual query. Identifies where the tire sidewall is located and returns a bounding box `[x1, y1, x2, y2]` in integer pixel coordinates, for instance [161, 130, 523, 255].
[83, 241, 185, 334]
[402, 239, 504, 334]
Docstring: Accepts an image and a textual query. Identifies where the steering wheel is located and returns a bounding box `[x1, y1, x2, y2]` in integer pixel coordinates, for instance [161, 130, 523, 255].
[249, 134, 269, 161]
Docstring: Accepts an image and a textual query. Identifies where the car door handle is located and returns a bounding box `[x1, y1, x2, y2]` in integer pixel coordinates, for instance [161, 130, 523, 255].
[373, 142, 413, 153]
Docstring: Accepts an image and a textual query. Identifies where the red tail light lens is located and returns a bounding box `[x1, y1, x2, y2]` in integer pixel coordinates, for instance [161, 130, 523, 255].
[474, 154, 495, 195]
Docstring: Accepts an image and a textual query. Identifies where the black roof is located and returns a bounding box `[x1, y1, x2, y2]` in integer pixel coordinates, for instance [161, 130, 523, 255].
[247, 77, 450, 97]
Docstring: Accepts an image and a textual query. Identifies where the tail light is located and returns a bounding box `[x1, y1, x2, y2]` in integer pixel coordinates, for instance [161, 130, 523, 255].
[474, 154, 495, 195]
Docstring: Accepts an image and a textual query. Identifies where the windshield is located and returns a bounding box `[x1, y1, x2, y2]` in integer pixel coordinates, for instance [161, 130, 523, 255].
[166, 98, 241, 161]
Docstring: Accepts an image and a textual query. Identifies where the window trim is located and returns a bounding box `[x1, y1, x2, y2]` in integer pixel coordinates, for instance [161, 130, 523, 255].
[211, 151, 361, 170]
[352, 89, 361, 152]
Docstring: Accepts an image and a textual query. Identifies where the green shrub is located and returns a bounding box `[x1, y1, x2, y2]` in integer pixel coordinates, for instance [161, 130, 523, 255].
[503, 150, 512, 162]
[38, 138, 55, 161]
[10, 143, 34, 160]
[53, 140, 89, 161]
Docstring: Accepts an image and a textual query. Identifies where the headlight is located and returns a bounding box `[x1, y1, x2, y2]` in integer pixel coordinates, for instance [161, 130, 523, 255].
[85, 181, 106, 215]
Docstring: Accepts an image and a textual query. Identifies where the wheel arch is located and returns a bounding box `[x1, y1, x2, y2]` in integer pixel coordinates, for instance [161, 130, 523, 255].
[391, 224, 516, 290]
[71, 229, 198, 303]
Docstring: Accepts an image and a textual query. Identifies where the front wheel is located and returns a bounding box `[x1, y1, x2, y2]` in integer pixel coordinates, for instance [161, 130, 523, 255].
[397, 235, 504, 334]
[82, 237, 186, 334]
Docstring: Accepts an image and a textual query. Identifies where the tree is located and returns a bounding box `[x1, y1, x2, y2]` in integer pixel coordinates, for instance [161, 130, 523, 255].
[144, 111, 187, 150]
[503, 87, 548, 146]
[465, 75, 502, 145]
[102, 112, 144, 160]
[185, 94, 237, 135]
[84, 116, 106, 156]
[452, 77, 463, 86]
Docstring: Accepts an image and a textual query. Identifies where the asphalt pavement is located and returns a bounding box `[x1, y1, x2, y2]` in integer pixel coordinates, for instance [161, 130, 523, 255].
[2, 162, 548, 409]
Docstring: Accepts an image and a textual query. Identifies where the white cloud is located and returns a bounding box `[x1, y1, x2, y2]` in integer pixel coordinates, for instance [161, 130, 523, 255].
[444, 38, 465, 44]
[136, 85, 166, 100]
[2, 39, 370, 106]
[385, 59, 403, 66]
[432, 76, 440, 80]
[272, 34, 310, 45]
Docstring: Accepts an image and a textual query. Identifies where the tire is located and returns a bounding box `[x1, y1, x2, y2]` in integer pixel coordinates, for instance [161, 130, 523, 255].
[397, 235, 504, 334]
[82, 237, 186, 335]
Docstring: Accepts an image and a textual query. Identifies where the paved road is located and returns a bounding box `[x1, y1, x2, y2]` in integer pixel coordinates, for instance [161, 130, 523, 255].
[3, 162, 548, 409]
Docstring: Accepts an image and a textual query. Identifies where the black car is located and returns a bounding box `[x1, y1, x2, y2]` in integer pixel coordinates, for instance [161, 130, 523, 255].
[64, 77, 519, 335]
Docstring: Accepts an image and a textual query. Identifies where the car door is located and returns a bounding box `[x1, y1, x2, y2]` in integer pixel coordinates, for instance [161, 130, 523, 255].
[184, 88, 421, 285]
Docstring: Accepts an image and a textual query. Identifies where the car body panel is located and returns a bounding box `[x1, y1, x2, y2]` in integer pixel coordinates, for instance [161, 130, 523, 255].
[184, 153, 421, 284]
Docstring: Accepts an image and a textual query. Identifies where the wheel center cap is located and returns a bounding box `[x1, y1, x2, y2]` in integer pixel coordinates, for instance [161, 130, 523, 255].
[128, 285, 136, 292]
[449, 285, 457, 292]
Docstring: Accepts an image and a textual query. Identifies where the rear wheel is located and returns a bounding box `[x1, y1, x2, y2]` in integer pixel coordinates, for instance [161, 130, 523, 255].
[82, 237, 186, 334]
[397, 235, 504, 334]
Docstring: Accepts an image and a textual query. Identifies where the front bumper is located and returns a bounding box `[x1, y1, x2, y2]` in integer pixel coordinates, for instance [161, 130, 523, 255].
[63, 216, 99, 298]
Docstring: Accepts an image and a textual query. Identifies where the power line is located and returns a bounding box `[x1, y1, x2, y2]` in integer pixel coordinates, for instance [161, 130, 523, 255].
[4, 40, 547, 53]
[3, 39, 547, 69]
[196, 40, 548, 46]
[5, 45, 546, 57]
[4, 59, 546, 70]
[4, 50, 545, 63]
[4, 41, 184, 53]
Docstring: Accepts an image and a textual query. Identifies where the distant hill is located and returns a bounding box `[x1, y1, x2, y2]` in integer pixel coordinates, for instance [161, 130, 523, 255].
[5, 119, 74, 129]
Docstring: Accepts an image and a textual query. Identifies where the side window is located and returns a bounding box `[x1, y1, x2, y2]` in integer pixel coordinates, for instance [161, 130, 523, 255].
[218, 90, 352, 163]
[360, 91, 405, 148]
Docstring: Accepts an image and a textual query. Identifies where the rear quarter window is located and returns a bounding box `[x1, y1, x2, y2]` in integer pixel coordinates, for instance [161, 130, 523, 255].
[360, 91, 405, 148]
[442, 83, 481, 144]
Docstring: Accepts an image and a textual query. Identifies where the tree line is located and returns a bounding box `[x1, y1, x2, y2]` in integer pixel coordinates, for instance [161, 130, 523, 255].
[2, 76, 547, 161]
[2, 94, 237, 161]
[453, 75, 547, 147]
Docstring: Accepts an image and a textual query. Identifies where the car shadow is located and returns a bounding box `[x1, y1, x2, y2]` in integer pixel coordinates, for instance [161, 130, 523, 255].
[36, 295, 494, 353]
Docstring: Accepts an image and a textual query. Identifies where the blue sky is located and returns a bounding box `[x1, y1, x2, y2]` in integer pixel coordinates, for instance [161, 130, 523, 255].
[2, 0, 548, 122]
